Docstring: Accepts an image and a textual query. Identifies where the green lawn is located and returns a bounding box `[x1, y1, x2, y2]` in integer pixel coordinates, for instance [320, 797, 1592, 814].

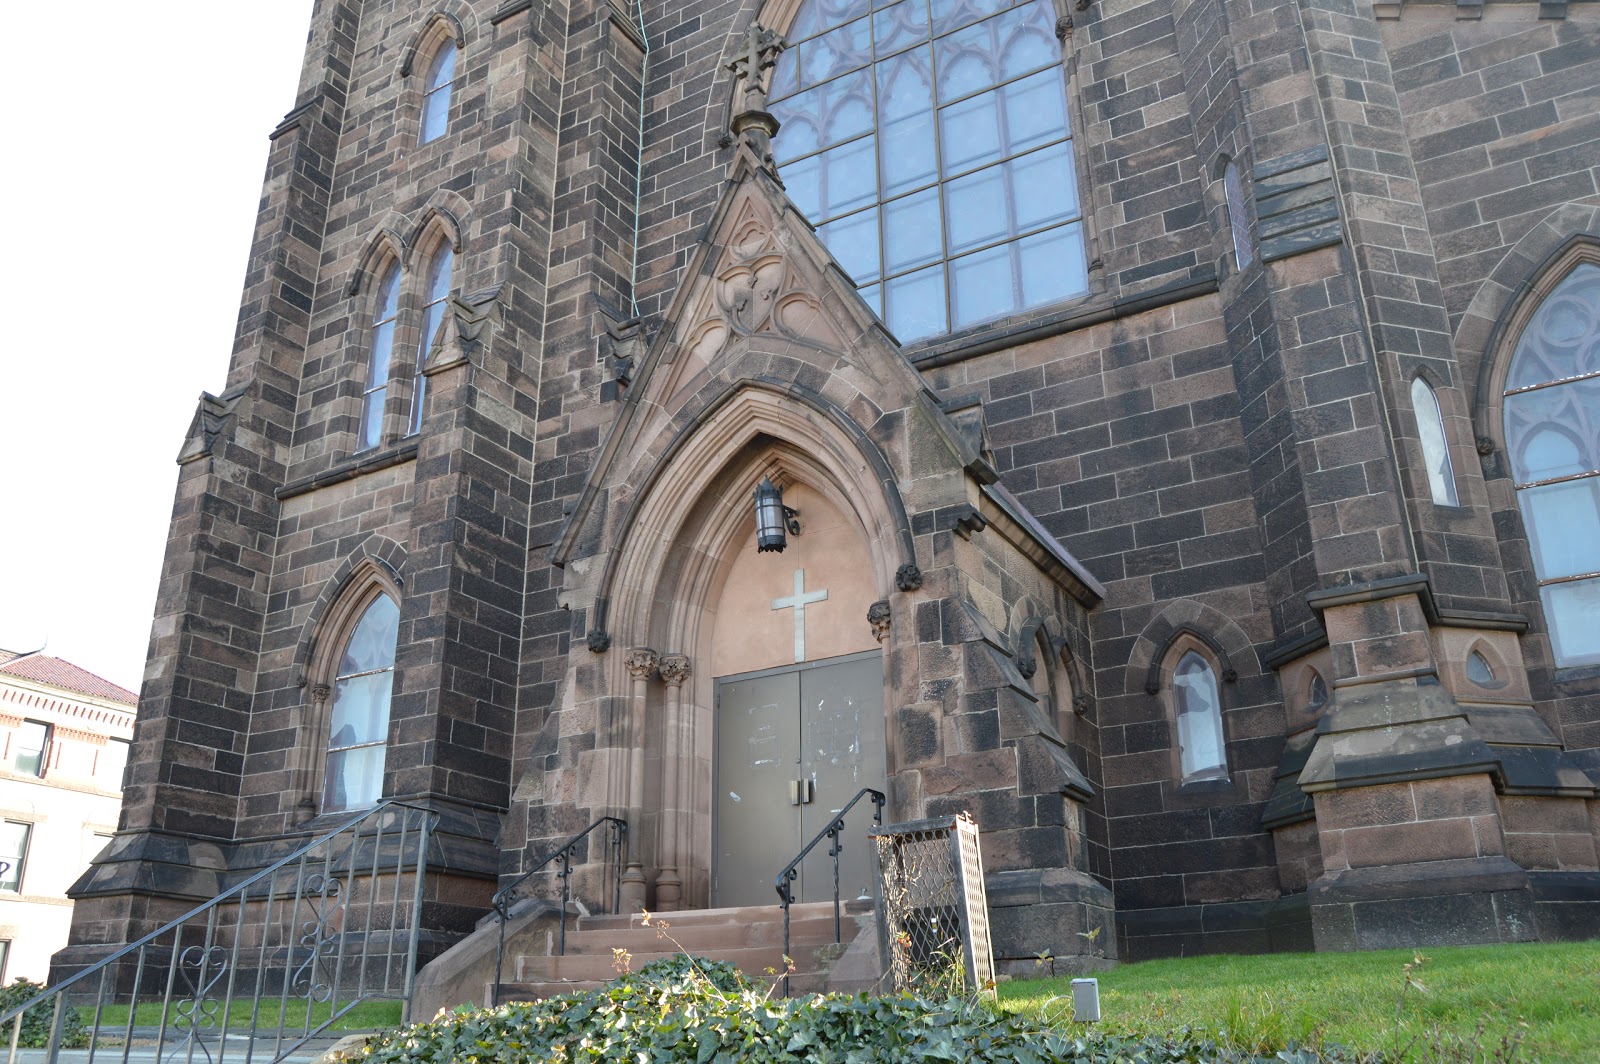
[87, 997, 404, 1034]
[999, 941, 1600, 1063]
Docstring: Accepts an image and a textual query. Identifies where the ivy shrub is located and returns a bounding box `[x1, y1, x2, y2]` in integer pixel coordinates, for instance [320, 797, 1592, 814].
[0, 979, 88, 1049]
[352, 956, 1368, 1064]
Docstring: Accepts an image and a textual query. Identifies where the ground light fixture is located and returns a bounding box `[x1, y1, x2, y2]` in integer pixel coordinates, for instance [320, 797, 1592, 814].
[753, 476, 801, 552]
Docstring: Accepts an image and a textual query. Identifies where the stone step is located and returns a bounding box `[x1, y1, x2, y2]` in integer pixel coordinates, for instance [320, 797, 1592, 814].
[576, 900, 851, 932]
[553, 914, 851, 954]
[497, 968, 835, 1003]
[519, 944, 806, 983]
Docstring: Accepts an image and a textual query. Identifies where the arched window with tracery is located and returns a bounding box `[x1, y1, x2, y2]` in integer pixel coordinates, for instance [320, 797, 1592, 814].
[1171, 649, 1226, 782]
[420, 41, 457, 144]
[323, 593, 399, 811]
[360, 264, 402, 451]
[1502, 261, 1600, 668]
[767, 0, 1085, 343]
[409, 242, 455, 435]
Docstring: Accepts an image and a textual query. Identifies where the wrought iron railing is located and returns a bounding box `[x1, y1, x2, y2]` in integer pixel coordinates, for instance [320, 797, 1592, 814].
[490, 817, 627, 1004]
[1, 800, 437, 1064]
[773, 787, 885, 996]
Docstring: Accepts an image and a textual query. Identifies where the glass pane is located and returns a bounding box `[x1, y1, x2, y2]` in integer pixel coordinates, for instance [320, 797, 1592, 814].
[426, 43, 457, 92]
[1504, 376, 1600, 483]
[1017, 222, 1087, 308]
[1466, 652, 1495, 685]
[874, 0, 931, 54]
[930, 0, 1015, 37]
[801, 16, 872, 87]
[1410, 377, 1459, 506]
[1544, 578, 1600, 667]
[791, 0, 874, 41]
[876, 49, 937, 197]
[422, 90, 450, 143]
[0, 822, 29, 890]
[782, 152, 824, 217]
[368, 320, 396, 383]
[418, 302, 447, 368]
[816, 136, 878, 220]
[859, 282, 884, 318]
[944, 142, 1077, 256]
[1506, 263, 1600, 390]
[329, 671, 394, 749]
[426, 250, 455, 304]
[323, 745, 387, 812]
[340, 596, 400, 676]
[883, 187, 943, 275]
[770, 50, 799, 100]
[934, 3, 1055, 101]
[373, 266, 401, 325]
[885, 262, 946, 341]
[1519, 478, 1600, 580]
[14, 722, 46, 777]
[818, 207, 881, 283]
[949, 240, 1014, 328]
[1174, 652, 1225, 780]
[1224, 161, 1255, 269]
[939, 68, 1066, 175]
[360, 387, 386, 450]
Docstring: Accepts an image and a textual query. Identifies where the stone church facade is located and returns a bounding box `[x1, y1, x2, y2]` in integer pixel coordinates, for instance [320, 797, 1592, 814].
[64, 0, 1600, 978]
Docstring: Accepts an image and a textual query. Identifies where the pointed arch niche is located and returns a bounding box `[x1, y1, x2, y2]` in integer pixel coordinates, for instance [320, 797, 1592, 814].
[588, 384, 903, 910]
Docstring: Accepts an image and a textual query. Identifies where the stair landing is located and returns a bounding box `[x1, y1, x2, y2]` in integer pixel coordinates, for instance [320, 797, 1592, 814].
[495, 901, 875, 1000]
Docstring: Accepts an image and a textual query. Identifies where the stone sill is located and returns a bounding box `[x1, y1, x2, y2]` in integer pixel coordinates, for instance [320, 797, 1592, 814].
[276, 441, 420, 501]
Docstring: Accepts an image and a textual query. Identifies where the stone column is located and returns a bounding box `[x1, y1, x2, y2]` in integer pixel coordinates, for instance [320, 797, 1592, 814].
[655, 655, 691, 911]
[620, 647, 657, 912]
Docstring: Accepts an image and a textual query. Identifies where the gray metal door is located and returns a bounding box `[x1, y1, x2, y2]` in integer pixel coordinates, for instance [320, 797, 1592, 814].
[713, 652, 886, 908]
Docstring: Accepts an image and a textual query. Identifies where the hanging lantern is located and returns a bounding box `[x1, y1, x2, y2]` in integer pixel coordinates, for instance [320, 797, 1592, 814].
[753, 477, 799, 553]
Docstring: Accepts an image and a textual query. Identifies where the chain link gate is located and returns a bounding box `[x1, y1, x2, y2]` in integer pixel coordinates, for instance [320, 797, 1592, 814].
[871, 813, 994, 996]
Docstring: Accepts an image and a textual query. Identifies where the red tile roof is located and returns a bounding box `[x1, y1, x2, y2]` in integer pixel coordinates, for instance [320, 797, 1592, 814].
[0, 652, 138, 706]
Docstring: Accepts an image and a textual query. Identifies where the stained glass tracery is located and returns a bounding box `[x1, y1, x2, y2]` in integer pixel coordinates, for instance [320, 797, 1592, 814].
[1502, 261, 1600, 668]
[769, 0, 1086, 342]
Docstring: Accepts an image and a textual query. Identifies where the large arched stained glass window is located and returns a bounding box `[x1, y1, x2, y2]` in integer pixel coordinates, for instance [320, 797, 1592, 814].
[324, 594, 400, 811]
[1502, 262, 1600, 668]
[768, 0, 1086, 343]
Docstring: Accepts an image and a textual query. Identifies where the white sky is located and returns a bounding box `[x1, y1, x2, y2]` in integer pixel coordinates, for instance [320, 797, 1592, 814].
[0, 4, 313, 691]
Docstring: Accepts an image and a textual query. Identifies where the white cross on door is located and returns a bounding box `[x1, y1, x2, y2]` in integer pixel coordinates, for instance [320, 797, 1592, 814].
[771, 568, 828, 663]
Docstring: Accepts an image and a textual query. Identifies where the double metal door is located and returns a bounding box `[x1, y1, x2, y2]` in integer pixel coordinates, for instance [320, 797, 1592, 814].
[712, 652, 886, 908]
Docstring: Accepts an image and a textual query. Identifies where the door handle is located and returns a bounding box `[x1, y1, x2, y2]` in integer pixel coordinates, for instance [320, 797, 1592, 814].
[788, 779, 815, 805]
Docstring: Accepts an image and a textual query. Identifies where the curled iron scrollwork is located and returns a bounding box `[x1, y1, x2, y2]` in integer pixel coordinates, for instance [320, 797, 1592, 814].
[291, 873, 347, 1004]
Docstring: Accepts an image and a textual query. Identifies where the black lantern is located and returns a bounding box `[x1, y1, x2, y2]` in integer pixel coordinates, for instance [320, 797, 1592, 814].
[753, 476, 800, 553]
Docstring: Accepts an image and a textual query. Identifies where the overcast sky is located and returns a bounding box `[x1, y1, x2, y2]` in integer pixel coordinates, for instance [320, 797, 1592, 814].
[0, 4, 313, 691]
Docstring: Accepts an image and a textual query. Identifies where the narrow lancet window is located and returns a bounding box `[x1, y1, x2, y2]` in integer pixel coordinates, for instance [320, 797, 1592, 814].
[324, 594, 400, 812]
[360, 264, 402, 450]
[1173, 650, 1226, 782]
[421, 42, 457, 144]
[1223, 158, 1255, 271]
[1502, 261, 1600, 667]
[409, 245, 455, 434]
[1411, 376, 1459, 506]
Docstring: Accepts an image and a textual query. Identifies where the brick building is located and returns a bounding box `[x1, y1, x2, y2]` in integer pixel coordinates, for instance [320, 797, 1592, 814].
[63, 0, 1600, 982]
[0, 652, 135, 981]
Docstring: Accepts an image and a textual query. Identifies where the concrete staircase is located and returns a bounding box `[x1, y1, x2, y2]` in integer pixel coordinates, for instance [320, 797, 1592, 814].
[494, 900, 878, 1000]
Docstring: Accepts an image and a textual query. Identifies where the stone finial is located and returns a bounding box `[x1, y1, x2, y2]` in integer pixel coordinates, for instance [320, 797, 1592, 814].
[625, 647, 659, 681]
[725, 23, 787, 174]
[867, 601, 891, 643]
[658, 654, 692, 688]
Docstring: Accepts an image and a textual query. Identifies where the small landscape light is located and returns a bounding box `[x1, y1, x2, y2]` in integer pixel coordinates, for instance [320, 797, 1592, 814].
[1071, 977, 1101, 1022]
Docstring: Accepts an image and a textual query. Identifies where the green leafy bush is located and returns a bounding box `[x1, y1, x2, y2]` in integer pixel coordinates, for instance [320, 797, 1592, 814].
[351, 956, 1370, 1064]
[0, 979, 87, 1049]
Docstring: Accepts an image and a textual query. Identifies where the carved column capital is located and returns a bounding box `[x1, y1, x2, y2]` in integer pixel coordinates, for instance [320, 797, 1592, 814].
[625, 647, 659, 681]
[658, 654, 692, 688]
[310, 684, 331, 705]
